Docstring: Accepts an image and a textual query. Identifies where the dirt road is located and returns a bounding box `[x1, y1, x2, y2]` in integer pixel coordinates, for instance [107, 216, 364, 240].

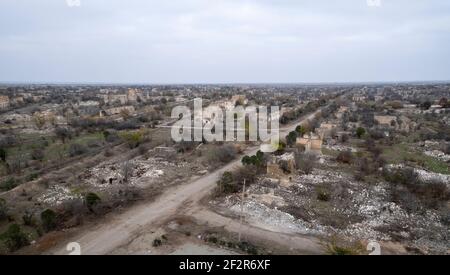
[189, 209, 324, 254]
[49, 111, 321, 255]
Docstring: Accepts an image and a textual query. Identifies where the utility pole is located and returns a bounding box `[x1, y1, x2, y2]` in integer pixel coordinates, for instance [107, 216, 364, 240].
[238, 179, 246, 242]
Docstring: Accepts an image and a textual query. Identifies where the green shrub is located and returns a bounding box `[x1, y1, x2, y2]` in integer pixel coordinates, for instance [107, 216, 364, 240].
[41, 209, 57, 232]
[208, 144, 237, 164]
[383, 167, 418, 185]
[237, 241, 259, 255]
[356, 127, 366, 138]
[207, 236, 218, 244]
[286, 131, 298, 146]
[22, 211, 34, 226]
[317, 188, 330, 202]
[0, 178, 17, 192]
[216, 172, 237, 195]
[325, 238, 364, 255]
[26, 173, 39, 182]
[242, 150, 264, 167]
[296, 125, 306, 135]
[120, 131, 144, 149]
[0, 224, 29, 252]
[31, 148, 45, 161]
[0, 148, 6, 162]
[0, 198, 8, 221]
[152, 238, 162, 247]
[295, 152, 316, 175]
[68, 143, 88, 157]
[85, 192, 101, 211]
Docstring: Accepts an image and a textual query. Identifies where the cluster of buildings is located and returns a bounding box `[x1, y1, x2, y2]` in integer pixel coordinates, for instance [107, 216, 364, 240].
[99, 89, 149, 105]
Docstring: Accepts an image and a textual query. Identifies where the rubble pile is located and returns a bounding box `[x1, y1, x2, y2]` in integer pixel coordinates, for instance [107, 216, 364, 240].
[83, 157, 177, 190]
[217, 163, 449, 254]
[37, 185, 82, 206]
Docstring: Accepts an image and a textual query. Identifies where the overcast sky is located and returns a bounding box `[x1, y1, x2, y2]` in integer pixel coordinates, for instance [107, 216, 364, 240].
[1, 0, 450, 84]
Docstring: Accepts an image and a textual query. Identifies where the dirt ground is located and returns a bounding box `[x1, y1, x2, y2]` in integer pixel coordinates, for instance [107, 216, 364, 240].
[32, 111, 322, 255]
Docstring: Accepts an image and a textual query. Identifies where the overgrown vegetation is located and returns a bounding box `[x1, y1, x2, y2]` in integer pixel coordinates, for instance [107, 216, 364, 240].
[40, 209, 57, 232]
[85, 192, 101, 212]
[215, 165, 258, 196]
[384, 167, 450, 212]
[0, 224, 29, 252]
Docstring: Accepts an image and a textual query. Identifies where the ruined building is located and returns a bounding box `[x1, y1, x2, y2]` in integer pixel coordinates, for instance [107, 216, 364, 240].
[296, 132, 323, 154]
[0, 96, 10, 109]
[267, 152, 296, 179]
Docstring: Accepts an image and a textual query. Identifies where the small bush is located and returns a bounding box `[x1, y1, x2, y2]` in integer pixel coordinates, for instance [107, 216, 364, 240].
[55, 127, 72, 143]
[207, 236, 218, 244]
[68, 143, 88, 157]
[0, 178, 18, 192]
[237, 241, 259, 255]
[104, 131, 120, 143]
[316, 187, 330, 202]
[385, 167, 449, 211]
[286, 131, 298, 146]
[85, 192, 101, 212]
[295, 152, 316, 175]
[41, 209, 57, 232]
[215, 166, 258, 196]
[0, 198, 8, 221]
[152, 238, 162, 247]
[383, 167, 418, 185]
[31, 148, 45, 161]
[120, 131, 144, 149]
[176, 141, 198, 153]
[336, 151, 352, 164]
[233, 165, 258, 186]
[26, 172, 39, 182]
[0, 147, 7, 162]
[356, 127, 366, 139]
[0, 224, 29, 252]
[208, 144, 237, 164]
[22, 211, 34, 226]
[242, 151, 264, 167]
[326, 242, 361, 255]
[216, 171, 238, 194]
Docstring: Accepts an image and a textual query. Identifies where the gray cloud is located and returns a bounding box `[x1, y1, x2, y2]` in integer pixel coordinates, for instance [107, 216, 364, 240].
[1, 0, 450, 83]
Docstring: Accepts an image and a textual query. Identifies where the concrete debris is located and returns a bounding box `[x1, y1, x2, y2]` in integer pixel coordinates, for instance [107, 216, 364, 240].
[37, 185, 82, 206]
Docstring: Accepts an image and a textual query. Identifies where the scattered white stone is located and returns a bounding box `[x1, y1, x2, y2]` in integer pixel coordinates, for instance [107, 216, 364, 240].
[37, 185, 82, 206]
[424, 150, 450, 162]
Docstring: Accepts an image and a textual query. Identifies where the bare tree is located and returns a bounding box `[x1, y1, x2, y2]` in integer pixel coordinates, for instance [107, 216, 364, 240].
[121, 161, 133, 183]
[294, 152, 316, 175]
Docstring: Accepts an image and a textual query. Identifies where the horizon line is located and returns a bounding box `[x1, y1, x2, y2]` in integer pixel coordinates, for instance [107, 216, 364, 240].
[1, 79, 450, 87]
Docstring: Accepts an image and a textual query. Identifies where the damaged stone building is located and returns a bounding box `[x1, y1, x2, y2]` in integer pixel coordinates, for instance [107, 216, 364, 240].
[267, 152, 296, 179]
[296, 133, 323, 154]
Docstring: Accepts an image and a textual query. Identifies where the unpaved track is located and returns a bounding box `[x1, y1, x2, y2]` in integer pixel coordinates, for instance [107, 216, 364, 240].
[49, 111, 321, 255]
[189, 209, 324, 254]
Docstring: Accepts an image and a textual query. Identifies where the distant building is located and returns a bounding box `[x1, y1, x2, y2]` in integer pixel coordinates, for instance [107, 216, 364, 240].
[430, 105, 443, 110]
[0, 96, 10, 109]
[127, 89, 138, 102]
[403, 104, 417, 109]
[231, 95, 248, 106]
[297, 133, 323, 154]
[101, 106, 136, 116]
[353, 96, 366, 102]
[267, 152, 296, 179]
[374, 96, 384, 102]
[100, 94, 128, 105]
[374, 115, 396, 127]
[78, 100, 100, 107]
[336, 106, 349, 119]
[317, 122, 337, 138]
